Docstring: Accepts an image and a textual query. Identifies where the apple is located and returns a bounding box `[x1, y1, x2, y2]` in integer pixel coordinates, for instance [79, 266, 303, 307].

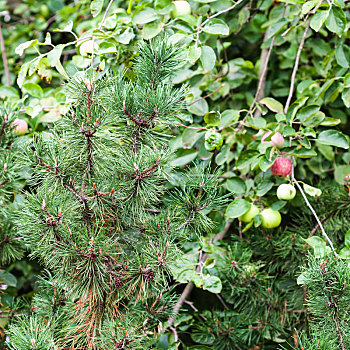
[270, 157, 292, 177]
[11, 118, 28, 136]
[171, 1, 191, 18]
[39, 4, 49, 18]
[262, 131, 284, 148]
[271, 132, 284, 148]
[261, 208, 281, 229]
[79, 40, 98, 57]
[238, 204, 260, 223]
[277, 184, 296, 201]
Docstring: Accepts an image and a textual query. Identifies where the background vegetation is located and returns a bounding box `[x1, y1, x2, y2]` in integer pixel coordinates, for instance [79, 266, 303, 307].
[1, 0, 350, 349]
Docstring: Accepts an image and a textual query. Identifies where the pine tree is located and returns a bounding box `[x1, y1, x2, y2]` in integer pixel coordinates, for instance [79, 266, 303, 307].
[0, 104, 25, 266]
[5, 39, 225, 349]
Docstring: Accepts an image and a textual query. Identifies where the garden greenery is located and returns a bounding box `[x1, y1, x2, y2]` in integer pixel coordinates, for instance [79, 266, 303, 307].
[1, 0, 350, 348]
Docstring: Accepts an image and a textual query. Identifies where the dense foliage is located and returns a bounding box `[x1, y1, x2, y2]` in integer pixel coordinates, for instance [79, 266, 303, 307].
[1, 0, 350, 349]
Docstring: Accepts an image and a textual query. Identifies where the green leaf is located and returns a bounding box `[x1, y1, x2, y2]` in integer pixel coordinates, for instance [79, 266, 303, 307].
[91, 0, 104, 17]
[259, 156, 274, 172]
[205, 130, 223, 151]
[200, 46, 216, 71]
[310, 10, 328, 32]
[17, 62, 30, 88]
[15, 39, 38, 56]
[0, 271, 17, 287]
[339, 247, 350, 259]
[188, 98, 208, 116]
[325, 7, 346, 36]
[203, 275, 222, 293]
[342, 88, 350, 108]
[191, 332, 215, 345]
[133, 8, 158, 25]
[0, 86, 19, 98]
[320, 117, 341, 127]
[142, 22, 162, 39]
[345, 229, 350, 247]
[317, 130, 349, 149]
[297, 105, 319, 123]
[204, 111, 221, 126]
[22, 82, 43, 98]
[188, 46, 202, 62]
[334, 165, 350, 185]
[170, 150, 198, 167]
[303, 183, 322, 197]
[256, 181, 274, 197]
[204, 258, 216, 269]
[291, 148, 317, 158]
[225, 199, 251, 219]
[246, 115, 266, 129]
[202, 19, 229, 36]
[268, 18, 288, 39]
[302, 0, 319, 15]
[335, 44, 349, 68]
[259, 97, 283, 113]
[226, 177, 246, 194]
[116, 28, 135, 44]
[218, 110, 240, 129]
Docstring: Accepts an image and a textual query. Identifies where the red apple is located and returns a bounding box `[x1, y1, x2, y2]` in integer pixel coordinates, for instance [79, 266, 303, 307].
[11, 118, 28, 136]
[270, 157, 292, 177]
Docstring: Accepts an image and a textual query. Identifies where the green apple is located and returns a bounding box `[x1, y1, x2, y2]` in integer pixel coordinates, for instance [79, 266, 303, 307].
[261, 208, 281, 229]
[238, 204, 260, 223]
[11, 118, 28, 136]
[171, 1, 191, 18]
[277, 184, 296, 201]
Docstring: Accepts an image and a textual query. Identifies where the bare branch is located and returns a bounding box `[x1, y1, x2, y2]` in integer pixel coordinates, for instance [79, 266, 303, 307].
[195, 0, 245, 47]
[99, 0, 114, 30]
[0, 21, 10, 87]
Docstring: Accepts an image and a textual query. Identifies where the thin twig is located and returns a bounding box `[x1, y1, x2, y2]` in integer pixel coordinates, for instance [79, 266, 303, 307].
[195, 0, 245, 47]
[249, 6, 288, 116]
[283, 2, 336, 255]
[187, 85, 224, 107]
[0, 21, 10, 86]
[293, 179, 337, 256]
[216, 293, 229, 310]
[284, 0, 323, 113]
[284, 18, 311, 114]
[99, 0, 114, 30]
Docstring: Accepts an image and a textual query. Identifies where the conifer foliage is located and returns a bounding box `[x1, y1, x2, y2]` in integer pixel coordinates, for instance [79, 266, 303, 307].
[0, 105, 24, 266]
[5, 39, 224, 349]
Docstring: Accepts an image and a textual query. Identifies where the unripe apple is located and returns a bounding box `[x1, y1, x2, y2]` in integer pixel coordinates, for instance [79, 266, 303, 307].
[171, 1, 191, 18]
[238, 204, 260, 223]
[262, 131, 284, 148]
[39, 4, 49, 18]
[277, 184, 296, 201]
[270, 157, 292, 177]
[11, 118, 28, 136]
[261, 208, 281, 229]
[79, 40, 98, 57]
